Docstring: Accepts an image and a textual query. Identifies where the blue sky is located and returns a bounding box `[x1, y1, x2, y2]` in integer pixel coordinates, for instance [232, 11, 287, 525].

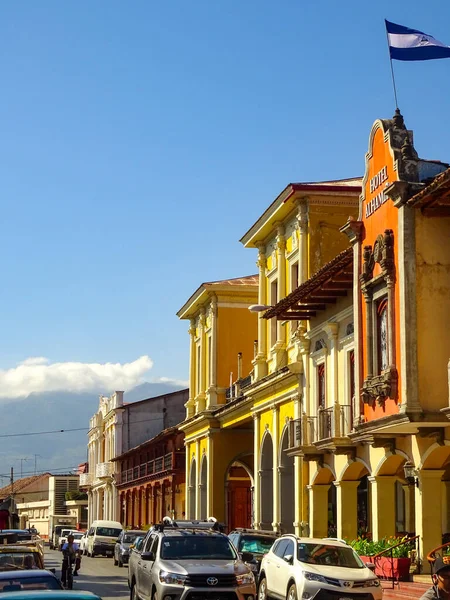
[1, 0, 450, 393]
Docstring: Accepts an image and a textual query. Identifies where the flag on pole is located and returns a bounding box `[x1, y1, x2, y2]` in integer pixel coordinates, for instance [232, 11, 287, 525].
[386, 20, 450, 61]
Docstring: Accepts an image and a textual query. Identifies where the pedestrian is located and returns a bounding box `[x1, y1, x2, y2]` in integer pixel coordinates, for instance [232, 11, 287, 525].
[61, 534, 81, 586]
[420, 556, 450, 599]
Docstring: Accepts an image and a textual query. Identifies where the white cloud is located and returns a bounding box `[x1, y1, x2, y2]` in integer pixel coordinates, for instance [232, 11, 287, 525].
[0, 355, 154, 399]
[155, 376, 189, 387]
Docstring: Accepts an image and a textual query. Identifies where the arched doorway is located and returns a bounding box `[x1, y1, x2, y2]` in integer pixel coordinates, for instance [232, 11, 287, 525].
[199, 457, 207, 520]
[189, 459, 197, 519]
[260, 432, 273, 530]
[279, 427, 294, 533]
[226, 460, 253, 531]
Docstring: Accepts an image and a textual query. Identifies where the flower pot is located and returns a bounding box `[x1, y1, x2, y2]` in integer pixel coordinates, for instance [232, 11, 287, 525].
[373, 556, 411, 581]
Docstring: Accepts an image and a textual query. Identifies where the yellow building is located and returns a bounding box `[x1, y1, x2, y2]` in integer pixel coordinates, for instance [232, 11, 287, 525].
[178, 179, 361, 531]
[177, 275, 258, 523]
[265, 111, 450, 572]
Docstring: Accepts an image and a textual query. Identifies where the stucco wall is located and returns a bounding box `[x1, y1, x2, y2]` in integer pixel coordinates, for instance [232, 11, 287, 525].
[122, 389, 188, 452]
[416, 213, 450, 411]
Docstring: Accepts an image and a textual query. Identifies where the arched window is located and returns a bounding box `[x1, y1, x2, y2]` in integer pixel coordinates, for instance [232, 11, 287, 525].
[377, 298, 388, 374]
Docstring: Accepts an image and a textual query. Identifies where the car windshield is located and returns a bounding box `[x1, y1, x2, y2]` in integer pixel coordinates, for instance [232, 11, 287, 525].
[160, 536, 237, 560]
[72, 534, 83, 540]
[297, 543, 364, 568]
[0, 576, 60, 591]
[0, 554, 39, 571]
[123, 533, 142, 543]
[239, 536, 275, 555]
[96, 528, 122, 537]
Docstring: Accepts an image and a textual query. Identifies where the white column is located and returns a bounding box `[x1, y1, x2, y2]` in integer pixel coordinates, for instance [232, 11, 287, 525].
[197, 311, 206, 412]
[186, 320, 197, 418]
[253, 414, 261, 528]
[297, 200, 308, 284]
[195, 440, 201, 519]
[253, 244, 268, 380]
[206, 296, 218, 408]
[275, 223, 286, 346]
[272, 406, 280, 532]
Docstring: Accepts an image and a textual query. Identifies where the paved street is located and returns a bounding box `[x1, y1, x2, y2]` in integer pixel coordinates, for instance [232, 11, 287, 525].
[45, 548, 130, 600]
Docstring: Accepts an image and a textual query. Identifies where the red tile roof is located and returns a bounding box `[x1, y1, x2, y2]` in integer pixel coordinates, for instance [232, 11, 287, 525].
[0, 473, 51, 499]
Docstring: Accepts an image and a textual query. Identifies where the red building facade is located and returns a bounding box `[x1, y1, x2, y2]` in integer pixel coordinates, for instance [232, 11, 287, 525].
[114, 427, 185, 527]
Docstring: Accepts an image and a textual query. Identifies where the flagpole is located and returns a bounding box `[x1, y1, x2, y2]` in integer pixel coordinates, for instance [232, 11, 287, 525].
[385, 20, 399, 109]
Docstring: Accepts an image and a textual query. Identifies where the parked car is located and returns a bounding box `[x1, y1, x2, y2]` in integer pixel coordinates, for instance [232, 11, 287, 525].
[0, 591, 102, 600]
[258, 536, 382, 600]
[0, 533, 43, 559]
[128, 518, 255, 600]
[0, 547, 44, 571]
[85, 521, 123, 558]
[78, 533, 88, 556]
[113, 530, 145, 568]
[0, 570, 62, 592]
[58, 531, 84, 551]
[228, 528, 279, 579]
[127, 537, 145, 589]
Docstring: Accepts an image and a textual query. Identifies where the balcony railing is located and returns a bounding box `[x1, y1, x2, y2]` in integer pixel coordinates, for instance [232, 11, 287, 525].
[288, 405, 353, 449]
[79, 473, 93, 487]
[117, 452, 184, 486]
[96, 461, 115, 479]
[226, 374, 253, 402]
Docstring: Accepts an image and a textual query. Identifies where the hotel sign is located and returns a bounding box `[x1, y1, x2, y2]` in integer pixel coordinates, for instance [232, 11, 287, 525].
[365, 165, 390, 218]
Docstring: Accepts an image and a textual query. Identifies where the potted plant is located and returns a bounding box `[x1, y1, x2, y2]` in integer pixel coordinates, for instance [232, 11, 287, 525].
[349, 536, 413, 581]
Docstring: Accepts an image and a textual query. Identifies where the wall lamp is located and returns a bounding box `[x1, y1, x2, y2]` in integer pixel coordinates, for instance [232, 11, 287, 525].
[403, 461, 419, 488]
[248, 304, 274, 313]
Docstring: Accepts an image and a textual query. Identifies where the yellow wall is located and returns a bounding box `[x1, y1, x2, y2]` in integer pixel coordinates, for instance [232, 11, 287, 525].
[416, 213, 450, 411]
[308, 206, 357, 276]
[216, 306, 258, 388]
[278, 402, 295, 440]
[259, 409, 273, 442]
[210, 430, 253, 522]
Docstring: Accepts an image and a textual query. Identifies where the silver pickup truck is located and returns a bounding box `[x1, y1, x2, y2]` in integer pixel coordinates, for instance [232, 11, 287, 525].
[128, 519, 256, 600]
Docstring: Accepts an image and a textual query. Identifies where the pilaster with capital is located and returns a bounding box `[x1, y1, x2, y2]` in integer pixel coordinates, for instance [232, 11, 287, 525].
[296, 200, 309, 284]
[275, 223, 286, 347]
[206, 296, 218, 408]
[196, 309, 207, 413]
[253, 243, 268, 380]
[252, 413, 261, 528]
[186, 319, 197, 418]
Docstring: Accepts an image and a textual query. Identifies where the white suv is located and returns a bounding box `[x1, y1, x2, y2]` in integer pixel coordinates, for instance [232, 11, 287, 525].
[258, 536, 382, 600]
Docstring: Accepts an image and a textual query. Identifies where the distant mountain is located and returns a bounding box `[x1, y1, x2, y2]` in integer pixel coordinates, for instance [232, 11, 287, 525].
[0, 382, 185, 484]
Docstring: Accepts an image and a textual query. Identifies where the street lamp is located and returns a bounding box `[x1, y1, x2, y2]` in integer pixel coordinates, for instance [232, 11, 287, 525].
[403, 461, 419, 487]
[248, 304, 274, 313]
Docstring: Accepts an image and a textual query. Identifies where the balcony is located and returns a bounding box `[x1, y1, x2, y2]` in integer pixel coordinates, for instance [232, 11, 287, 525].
[288, 404, 354, 459]
[226, 374, 253, 402]
[117, 452, 184, 486]
[96, 462, 115, 479]
[79, 473, 93, 487]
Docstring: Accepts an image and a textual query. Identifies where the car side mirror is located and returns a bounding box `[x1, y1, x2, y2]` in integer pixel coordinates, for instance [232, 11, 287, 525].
[241, 551, 254, 563]
[365, 562, 376, 572]
[283, 554, 294, 564]
[141, 551, 155, 562]
[49, 568, 56, 574]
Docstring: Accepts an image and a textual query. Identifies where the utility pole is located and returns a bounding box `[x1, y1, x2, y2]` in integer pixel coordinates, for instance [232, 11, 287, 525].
[33, 455, 41, 475]
[10, 467, 14, 529]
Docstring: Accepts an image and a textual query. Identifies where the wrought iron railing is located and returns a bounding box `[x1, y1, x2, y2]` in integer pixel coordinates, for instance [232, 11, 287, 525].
[117, 451, 184, 485]
[372, 535, 420, 588]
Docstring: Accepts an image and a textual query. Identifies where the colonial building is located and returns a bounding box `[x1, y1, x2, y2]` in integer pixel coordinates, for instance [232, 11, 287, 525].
[13, 474, 82, 538]
[82, 388, 188, 524]
[177, 275, 259, 525]
[265, 110, 450, 571]
[114, 426, 185, 527]
[178, 181, 361, 529]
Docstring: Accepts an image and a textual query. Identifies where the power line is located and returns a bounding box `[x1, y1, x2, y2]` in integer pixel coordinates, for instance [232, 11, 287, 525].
[0, 415, 168, 439]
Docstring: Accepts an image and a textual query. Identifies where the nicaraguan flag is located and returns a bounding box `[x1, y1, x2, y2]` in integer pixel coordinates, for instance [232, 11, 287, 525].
[386, 19, 450, 61]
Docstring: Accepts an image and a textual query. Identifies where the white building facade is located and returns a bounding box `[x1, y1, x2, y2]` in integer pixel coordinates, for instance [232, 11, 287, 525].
[81, 392, 124, 525]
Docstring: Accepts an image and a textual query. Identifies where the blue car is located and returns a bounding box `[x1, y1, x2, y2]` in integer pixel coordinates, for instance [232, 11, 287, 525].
[0, 570, 62, 593]
[0, 593, 102, 600]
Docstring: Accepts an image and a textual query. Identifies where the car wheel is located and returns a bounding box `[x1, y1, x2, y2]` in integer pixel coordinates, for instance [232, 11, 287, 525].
[91, 552, 95, 558]
[258, 576, 269, 600]
[131, 584, 140, 600]
[287, 584, 297, 600]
